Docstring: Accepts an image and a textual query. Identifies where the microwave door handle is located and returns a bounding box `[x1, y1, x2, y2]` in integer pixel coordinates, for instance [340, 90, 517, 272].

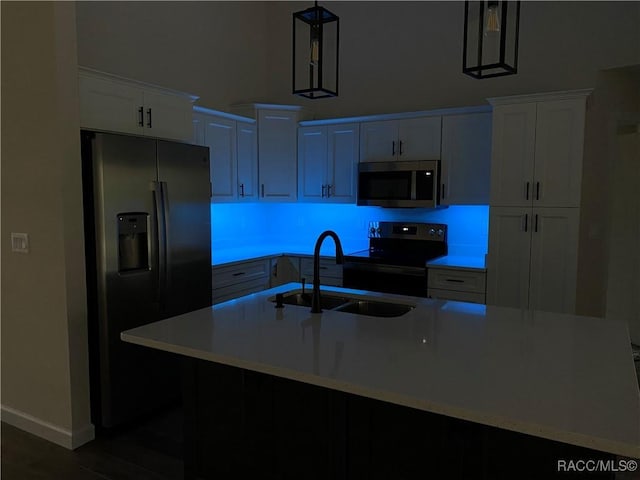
[410, 171, 417, 200]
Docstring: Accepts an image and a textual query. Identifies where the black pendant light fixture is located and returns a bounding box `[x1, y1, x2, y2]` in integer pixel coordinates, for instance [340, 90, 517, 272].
[292, 1, 339, 98]
[463, 1, 521, 79]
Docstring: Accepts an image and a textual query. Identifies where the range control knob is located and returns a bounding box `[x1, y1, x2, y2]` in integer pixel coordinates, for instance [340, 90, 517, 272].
[437, 229, 444, 237]
[428, 228, 436, 236]
[370, 227, 376, 235]
[376, 227, 382, 234]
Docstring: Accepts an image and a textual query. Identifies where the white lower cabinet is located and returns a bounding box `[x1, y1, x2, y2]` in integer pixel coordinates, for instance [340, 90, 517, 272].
[427, 268, 487, 304]
[212, 259, 270, 304]
[487, 206, 580, 313]
[300, 257, 343, 287]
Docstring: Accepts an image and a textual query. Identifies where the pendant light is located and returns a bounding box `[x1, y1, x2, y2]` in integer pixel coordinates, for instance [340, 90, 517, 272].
[292, 1, 339, 98]
[463, 1, 521, 79]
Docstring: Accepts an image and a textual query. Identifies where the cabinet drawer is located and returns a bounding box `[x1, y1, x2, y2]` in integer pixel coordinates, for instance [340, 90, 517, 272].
[427, 268, 486, 294]
[300, 258, 343, 279]
[213, 259, 270, 289]
[213, 278, 269, 305]
[428, 288, 486, 304]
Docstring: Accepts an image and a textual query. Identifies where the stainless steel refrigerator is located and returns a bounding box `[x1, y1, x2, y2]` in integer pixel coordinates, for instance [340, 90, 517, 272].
[81, 130, 212, 429]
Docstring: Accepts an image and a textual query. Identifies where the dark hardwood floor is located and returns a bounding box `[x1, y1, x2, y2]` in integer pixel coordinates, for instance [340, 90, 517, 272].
[1, 408, 184, 480]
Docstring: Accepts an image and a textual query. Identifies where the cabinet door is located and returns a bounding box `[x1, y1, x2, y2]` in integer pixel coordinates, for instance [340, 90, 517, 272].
[359, 121, 398, 162]
[528, 207, 579, 313]
[486, 206, 532, 309]
[533, 99, 585, 208]
[490, 103, 537, 207]
[441, 113, 492, 205]
[79, 73, 143, 135]
[192, 112, 206, 146]
[258, 110, 298, 201]
[298, 126, 328, 202]
[142, 89, 194, 141]
[204, 117, 237, 201]
[237, 122, 258, 201]
[327, 123, 359, 203]
[397, 116, 442, 161]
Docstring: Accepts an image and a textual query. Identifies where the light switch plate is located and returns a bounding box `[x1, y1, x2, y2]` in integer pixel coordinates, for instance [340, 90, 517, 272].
[11, 232, 29, 253]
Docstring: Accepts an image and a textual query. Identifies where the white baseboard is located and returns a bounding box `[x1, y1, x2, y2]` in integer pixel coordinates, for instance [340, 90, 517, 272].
[1, 404, 95, 449]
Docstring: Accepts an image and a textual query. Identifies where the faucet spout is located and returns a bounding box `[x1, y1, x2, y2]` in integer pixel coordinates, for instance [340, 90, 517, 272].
[311, 230, 344, 314]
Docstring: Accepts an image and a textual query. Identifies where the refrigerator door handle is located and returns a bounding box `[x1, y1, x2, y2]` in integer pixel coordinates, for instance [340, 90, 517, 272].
[153, 181, 167, 303]
[160, 181, 171, 292]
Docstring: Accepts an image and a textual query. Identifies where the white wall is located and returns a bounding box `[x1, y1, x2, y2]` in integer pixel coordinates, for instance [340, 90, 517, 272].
[76, 1, 640, 117]
[1, 2, 93, 448]
[76, 1, 272, 109]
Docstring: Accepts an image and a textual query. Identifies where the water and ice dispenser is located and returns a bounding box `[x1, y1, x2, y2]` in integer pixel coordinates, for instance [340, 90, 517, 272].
[117, 213, 149, 272]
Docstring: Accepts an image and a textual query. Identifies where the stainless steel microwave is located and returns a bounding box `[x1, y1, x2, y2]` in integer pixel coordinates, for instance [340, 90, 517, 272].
[357, 160, 440, 208]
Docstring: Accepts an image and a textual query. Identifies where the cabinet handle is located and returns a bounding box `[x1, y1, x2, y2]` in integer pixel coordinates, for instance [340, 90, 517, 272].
[232, 271, 246, 277]
[239, 183, 245, 197]
[138, 107, 144, 127]
[535, 214, 539, 233]
[524, 213, 528, 232]
[392, 141, 396, 156]
[321, 184, 326, 198]
[536, 182, 540, 201]
[327, 184, 332, 197]
[525, 181, 530, 200]
[147, 108, 152, 128]
[399, 140, 404, 155]
[441, 184, 446, 199]
[261, 184, 265, 197]
[445, 279, 465, 283]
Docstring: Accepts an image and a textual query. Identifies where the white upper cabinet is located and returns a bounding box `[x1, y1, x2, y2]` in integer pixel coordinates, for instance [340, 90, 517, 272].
[79, 67, 196, 142]
[298, 123, 359, 203]
[236, 122, 258, 201]
[359, 116, 441, 162]
[192, 107, 257, 203]
[489, 91, 590, 208]
[257, 108, 299, 202]
[440, 112, 492, 205]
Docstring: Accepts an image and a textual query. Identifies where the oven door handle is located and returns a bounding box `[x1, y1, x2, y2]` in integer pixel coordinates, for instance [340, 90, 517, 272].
[343, 262, 426, 276]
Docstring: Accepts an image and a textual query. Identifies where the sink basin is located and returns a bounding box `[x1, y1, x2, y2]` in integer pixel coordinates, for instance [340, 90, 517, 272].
[270, 290, 415, 318]
[273, 292, 351, 310]
[335, 300, 414, 318]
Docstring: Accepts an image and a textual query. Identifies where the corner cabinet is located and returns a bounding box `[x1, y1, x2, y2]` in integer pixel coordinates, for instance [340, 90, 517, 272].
[486, 88, 590, 313]
[359, 116, 441, 162]
[298, 123, 359, 203]
[254, 106, 301, 202]
[192, 107, 258, 202]
[440, 112, 492, 205]
[79, 67, 197, 142]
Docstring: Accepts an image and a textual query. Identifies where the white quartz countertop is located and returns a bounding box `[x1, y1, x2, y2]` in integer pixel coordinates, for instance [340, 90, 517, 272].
[121, 283, 640, 458]
[426, 254, 486, 271]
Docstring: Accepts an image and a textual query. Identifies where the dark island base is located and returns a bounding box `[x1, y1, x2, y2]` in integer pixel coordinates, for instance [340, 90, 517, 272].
[182, 358, 615, 480]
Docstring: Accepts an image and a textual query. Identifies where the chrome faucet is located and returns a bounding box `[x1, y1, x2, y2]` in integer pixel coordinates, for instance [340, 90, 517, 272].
[311, 230, 344, 314]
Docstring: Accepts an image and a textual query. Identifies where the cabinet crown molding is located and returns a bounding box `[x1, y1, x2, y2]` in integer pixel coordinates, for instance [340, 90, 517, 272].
[487, 89, 593, 106]
[78, 66, 199, 102]
[299, 104, 492, 127]
[193, 105, 255, 124]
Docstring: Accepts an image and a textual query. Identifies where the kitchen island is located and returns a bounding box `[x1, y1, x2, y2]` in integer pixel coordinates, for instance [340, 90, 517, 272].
[122, 283, 640, 479]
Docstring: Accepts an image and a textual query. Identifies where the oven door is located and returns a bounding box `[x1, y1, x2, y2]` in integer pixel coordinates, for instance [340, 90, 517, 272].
[343, 262, 427, 297]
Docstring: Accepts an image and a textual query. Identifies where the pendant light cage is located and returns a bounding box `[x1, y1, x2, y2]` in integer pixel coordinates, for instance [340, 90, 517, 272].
[463, 0, 521, 79]
[292, 2, 339, 98]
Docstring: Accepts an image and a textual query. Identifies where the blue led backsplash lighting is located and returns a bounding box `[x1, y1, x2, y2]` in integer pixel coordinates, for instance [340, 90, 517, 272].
[211, 203, 488, 258]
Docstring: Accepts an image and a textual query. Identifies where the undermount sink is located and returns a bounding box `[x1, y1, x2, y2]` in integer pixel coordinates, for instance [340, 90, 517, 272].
[276, 292, 351, 310]
[270, 290, 415, 318]
[335, 300, 415, 318]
